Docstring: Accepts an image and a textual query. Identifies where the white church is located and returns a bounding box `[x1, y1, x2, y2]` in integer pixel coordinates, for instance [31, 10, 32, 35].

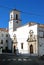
[0, 9, 44, 56]
[8, 9, 44, 56]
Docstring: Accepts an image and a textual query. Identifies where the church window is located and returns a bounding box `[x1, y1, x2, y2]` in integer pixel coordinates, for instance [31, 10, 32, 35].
[21, 43, 23, 49]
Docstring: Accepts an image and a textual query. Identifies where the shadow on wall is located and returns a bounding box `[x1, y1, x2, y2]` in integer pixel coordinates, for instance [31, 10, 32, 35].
[2, 34, 12, 53]
[2, 34, 19, 54]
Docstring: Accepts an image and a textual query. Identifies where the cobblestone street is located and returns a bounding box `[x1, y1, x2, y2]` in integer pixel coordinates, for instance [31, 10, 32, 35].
[0, 54, 44, 65]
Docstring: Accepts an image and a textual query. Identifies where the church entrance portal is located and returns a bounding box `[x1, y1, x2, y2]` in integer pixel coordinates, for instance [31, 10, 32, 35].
[14, 46, 16, 54]
[30, 44, 33, 54]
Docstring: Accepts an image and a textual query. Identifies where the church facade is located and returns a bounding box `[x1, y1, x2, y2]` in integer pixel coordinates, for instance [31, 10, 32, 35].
[8, 9, 44, 56]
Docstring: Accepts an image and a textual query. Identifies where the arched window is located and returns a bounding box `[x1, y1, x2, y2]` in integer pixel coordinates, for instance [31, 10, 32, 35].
[16, 14, 18, 20]
[21, 43, 23, 49]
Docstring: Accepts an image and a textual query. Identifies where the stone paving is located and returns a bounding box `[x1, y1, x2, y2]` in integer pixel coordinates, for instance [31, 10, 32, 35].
[0, 54, 44, 65]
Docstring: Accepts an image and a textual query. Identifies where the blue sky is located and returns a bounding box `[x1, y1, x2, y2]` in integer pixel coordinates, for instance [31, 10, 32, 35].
[0, 0, 44, 28]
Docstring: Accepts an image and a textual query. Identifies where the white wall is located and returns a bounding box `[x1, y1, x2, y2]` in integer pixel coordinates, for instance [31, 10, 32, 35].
[14, 24, 38, 54]
[9, 20, 13, 32]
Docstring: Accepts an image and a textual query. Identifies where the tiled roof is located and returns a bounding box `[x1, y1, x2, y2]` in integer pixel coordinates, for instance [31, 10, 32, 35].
[29, 22, 44, 28]
[0, 28, 8, 32]
[39, 24, 44, 28]
[10, 9, 20, 13]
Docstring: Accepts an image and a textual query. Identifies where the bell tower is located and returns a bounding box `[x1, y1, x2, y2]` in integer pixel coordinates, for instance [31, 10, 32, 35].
[9, 9, 21, 32]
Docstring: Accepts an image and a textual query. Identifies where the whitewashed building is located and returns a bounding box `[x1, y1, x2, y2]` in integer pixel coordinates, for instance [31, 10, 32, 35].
[0, 28, 9, 53]
[0, 9, 44, 56]
[8, 9, 44, 56]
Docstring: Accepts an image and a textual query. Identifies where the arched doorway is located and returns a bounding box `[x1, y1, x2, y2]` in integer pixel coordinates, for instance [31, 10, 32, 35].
[30, 44, 33, 54]
[14, 46, 16, 54]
